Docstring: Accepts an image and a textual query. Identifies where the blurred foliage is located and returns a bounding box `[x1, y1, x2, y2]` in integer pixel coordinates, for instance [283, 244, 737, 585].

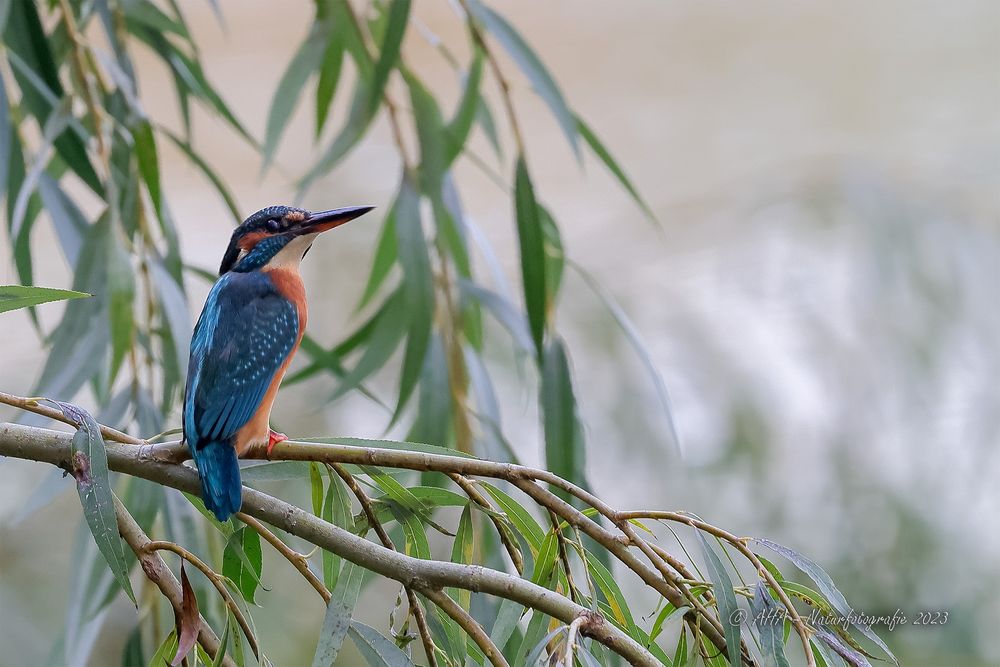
[0, 1, 911, 666]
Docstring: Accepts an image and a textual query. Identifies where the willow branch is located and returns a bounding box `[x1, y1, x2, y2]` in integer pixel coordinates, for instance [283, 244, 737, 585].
[330, 463, 438, 667]
[114, 497, 237, 667]
[421, 587, 509, 667]
[448, 472, 524, 574]
[619, 510, 814, 666]
[510, 478, 741, 664]
[150, 437, 735, 659]
[0, 423, 686, 666]
[0, 392, 142, 444]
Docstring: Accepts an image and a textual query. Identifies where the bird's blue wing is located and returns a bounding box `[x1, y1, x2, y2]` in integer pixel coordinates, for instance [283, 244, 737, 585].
[183, 272, 299, 447]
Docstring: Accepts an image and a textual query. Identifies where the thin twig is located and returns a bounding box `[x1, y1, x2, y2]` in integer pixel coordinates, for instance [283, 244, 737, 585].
[547, 508, 580, 604]
[143, 540, 259, 658]
[0, 422, 661, 666]
[449, 473, 524, 574]
[0, 392, 142, 445]
[456, 0, 525, 154]
[564, 614, 586, 666]
[330, 463, 438, 667]
[114, 497, 237, 667]
[618, 510, 814, 666]
[339, 2, 415, 171]
[421, 587, 510, 667]
[236, 512, 331, 603]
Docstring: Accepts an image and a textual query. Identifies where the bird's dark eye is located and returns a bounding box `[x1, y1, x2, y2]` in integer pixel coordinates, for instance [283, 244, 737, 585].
[266, 218, 282, 232]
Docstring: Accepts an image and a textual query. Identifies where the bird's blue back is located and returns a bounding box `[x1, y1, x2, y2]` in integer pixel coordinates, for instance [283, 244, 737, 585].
[184, 271, 299, 520]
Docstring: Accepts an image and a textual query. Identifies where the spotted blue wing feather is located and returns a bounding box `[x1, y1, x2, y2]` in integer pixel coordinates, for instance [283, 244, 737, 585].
[183, 271, 299, 520]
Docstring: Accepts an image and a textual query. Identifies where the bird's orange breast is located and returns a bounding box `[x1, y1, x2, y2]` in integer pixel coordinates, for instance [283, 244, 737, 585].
[234, 267, 307, 455]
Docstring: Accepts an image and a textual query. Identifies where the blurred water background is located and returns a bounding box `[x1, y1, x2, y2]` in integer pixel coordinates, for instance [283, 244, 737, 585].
[2, 2, 999, 665]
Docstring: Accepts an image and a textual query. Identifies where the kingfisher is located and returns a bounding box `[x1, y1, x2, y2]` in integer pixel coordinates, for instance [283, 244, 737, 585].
[183, 204, 373, 521]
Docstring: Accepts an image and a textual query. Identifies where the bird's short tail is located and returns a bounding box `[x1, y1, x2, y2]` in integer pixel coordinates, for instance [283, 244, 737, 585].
[192, 441, 242, 521]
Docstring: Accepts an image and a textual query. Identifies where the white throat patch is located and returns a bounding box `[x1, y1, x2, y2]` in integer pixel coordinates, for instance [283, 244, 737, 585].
[267, 233, 318, 270]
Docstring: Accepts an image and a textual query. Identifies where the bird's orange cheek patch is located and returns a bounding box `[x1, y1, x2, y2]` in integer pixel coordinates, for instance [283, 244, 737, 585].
[238, 231, 268, 250]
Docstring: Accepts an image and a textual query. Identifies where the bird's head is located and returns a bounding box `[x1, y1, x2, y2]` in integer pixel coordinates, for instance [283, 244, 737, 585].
[219, 204, 374, 275]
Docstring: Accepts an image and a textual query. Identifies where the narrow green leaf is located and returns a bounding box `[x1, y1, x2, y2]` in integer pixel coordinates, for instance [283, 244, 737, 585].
[301, 79, 373, 190]
[445, 49, 484, 165]
[540, 337, 586, 501]
[576, 115, 657, 224]
[53, 401, 136, 605]
[357, 207, 399, 310]
[466, 0, 579, 156]
[530, 531, 558, 586]
[299, 436, 478, 459]
[695, 532, 741, 667]
[584, 550, 638, 635]
[315, 24, 346, 137]
[538, 205, 564, 309]
[391, 177, 434, 421]
[367, 0, 411, 116]
[329, 292, 407, 401]
[752, 582, 791, 667]
[449, 505, 474, 609]
[349, 621, 417, 667]
[323, 471, 352, 590]
[163, 45, 254, 144]
[0, 285, 89, 313]
[123, 0, 191, 39]
[408, 486, 468, 508]
[161, 129, 241, 223]
[263, 29, 325, 169]
[182, 492, 233, 536]
[210, 614, 231, 667]
[479, 482, 545, 553]
[428, 604, 467, 665]
[405, 72, 447, 197]
[407, 333, 451, 446]
[310, 462, 325, 516]
[648, 601, 679, 645]
[571, 262, 682, 454]
[300, 0, 409, 191]
[490, 597, 525, 654]
[513, 156, 546, 358]
[121, 626, 146, 667]
[524, 625, 566, 666]
[147, 630, 179, 667]
[672, 627, 688, 667]
[134, 121, 162, 216]
[107, 237, 136, 383]
[391, 504, 431, 560]
[37, 174, 87, 266]
[460, 281, 534, 354]
[361, 466, 426, 514]
[514, 611, 553, 666]
[311, 562, 365, 667]
[755, 539, 896, 664]
[222, 527, 264, 605]
[3, 1, 102, 192]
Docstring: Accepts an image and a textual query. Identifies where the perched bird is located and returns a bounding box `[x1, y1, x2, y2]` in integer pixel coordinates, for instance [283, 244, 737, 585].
[183, 204, 373, 520]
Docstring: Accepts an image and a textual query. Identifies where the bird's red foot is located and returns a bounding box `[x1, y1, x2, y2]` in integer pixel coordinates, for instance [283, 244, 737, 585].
[266, 429, 288, 456]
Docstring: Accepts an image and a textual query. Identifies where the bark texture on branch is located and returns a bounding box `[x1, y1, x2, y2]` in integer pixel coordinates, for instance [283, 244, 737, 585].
[0, 422, 660, 667]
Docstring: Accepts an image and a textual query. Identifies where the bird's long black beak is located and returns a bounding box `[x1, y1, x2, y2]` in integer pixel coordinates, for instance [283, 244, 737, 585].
[296, 205, 375, 235]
